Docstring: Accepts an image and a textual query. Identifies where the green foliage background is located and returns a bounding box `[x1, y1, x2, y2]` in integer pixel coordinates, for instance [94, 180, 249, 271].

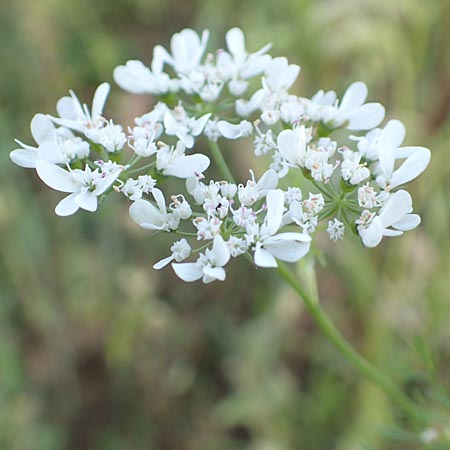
[0, 0, 450, 449]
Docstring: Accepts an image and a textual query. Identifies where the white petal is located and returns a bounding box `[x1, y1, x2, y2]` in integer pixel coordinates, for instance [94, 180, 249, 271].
[152, 188, 167, 213]
[226, 27, 246, 59]
[203, 266, 226, 282]
[254, 246, 278, 268]
[114, 60, 159, 94]
[191, 113, 211, 136]
[163, 111, 179, 134]
[340, 82, 368, 110]
[171, 29, 199, 64]
[171, 262, 203, 282]
[50, 117, 84, 133]
[94, 170, 122, 195]
[266, 232, 312, 242]
[382, 120, 405, 148]
[217, 120, 243, 139]
[394, 146, 427, 159]
[129, 199, 165, 229]
[75, 191, 98, 212]
[177, 131, 194, 149]
[153, 255, 174, 270]
[92, 82, 110, 119]
[277, 129, 301, 165]
[359, 219, 384, 248]
[263, 239, 310, 262]
[390, 148, 431, 188]
[36, 160, 79, 193]
[164, 154, 210, 178]
[379, 190, 413, 227]
[392, 214, 421, 231]
[31, 114, 56, 144]
[265, 189, 284, 234]
[281, 63, 300, 90]
[257, 169, 278, 191]
[151, 46, 166, 74]
[56, 96, 77, 120]
[55, 193, 80, 216]
[37, 142, 65, 164]
[346, 103, 385, 130]
[211, 235, 231, 267]
[241, 54, 271, 79]
[382, 229, 403, 237]
[10, 149, 37, 168]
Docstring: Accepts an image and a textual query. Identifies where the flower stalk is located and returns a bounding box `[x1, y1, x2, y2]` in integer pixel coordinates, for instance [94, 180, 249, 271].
[276, 260, 428, 422]
[208, 140, 236, 184]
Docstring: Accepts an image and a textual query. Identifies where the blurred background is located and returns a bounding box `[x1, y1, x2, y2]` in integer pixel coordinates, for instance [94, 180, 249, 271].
[1, 0, 450, 449]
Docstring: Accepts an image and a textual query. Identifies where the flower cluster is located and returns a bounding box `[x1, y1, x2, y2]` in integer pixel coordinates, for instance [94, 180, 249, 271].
[11, 28, 430, 283]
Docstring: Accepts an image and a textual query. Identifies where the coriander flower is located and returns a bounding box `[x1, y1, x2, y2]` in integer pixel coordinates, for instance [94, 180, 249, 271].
[250, 190, 311, 268]
[172, 234, 230, 283]
[36, 160, 123, 216]
[357, 190, 421, 247]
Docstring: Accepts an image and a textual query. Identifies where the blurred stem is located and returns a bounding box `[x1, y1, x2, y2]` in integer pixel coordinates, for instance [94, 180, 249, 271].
[208, 140, 236, 184]
[276, 261, 428, 422]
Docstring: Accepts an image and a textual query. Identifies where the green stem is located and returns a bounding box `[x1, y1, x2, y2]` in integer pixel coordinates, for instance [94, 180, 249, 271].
[208, 140, 236, 184]
[276, 261, 427, 422]
[124, 161, 155, 176]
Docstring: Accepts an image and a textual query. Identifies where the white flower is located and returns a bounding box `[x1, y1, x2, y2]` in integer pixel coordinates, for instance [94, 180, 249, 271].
[203, 194, 230, 219]
[51, 82, 110, 134]
[357, 190, 421, 247]
[130, 111, 163, 157]
[304, 82, 385, 131]
[358, 183, 381, 208]
[203, 119, 221, 142]
[10, 114, 89, 168]
[302, 193, 325, 215]
[113, 47, 178, 95]
[232, 205, 257, 228]
[87, 120, 127, 153]
[121, 175, 156, 201]
[36, 160, 123, 216]
[282, 193, 323, 234]
[254, 128, 277, 156]
[121, 178, 142, 201]
[220, 182, 238, 199]
[238, 169, 278, 206]
[172, 234, 230, 283]
[262, 57, 300, 94]
[159, 28, 210, 74]
[276, 127, 309, 168]
[284, 187, 302, 204]
[235, 90, 265, 117]
[376, 143, 431, 191]
[260, 110, 281, 125]
[227, 236, 249, 257]
[279, 96, 304, 124]
[156, 141, 210, 178]
[216, 120, 253, 139]
[169, 195, 192, 219]
[217, 27, 272, 96]
[251, 189, 311, 267]
[327, 219, 345, 241]
[304, 147, 337, 182]
[340, 147, 370, 185]
[163, 107, 211, 149]
[193, 216, 222, 240]
[153, 238, 191, 269]
[331, 82, 385, 130]
[129, 188, 180, 231]
[351, 120, 407, 161]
